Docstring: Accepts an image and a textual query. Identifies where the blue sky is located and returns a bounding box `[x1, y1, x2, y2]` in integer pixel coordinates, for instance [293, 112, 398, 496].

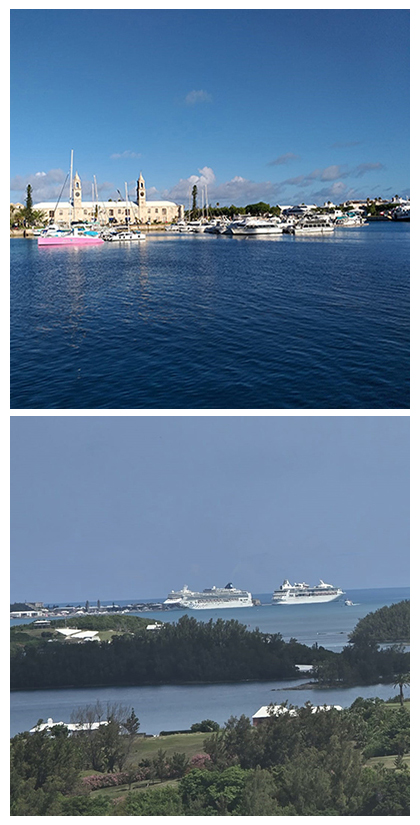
[10, 9, 409, 207]
[10, 416, 409, 603]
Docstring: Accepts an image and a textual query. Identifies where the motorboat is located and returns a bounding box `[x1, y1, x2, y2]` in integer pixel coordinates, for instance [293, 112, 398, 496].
[103, 230, 146, 241]
[335, 213, 367, 227]
[228, 217, 284, 235]
[38, 226, 104, 246]
[291, 216, 335, 235]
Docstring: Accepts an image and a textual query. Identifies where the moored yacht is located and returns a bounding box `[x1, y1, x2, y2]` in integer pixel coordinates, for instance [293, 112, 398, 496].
[335, 213, 367, 227]
[291, 215, 335, 235]
[228, 217, 284, 235]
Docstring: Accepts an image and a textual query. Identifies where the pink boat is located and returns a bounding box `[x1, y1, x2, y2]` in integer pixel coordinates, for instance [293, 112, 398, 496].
[38, 234, 104, 246]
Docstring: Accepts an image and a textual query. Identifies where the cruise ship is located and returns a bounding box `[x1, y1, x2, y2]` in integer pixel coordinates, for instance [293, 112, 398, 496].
[164, 583, 254, 609]
[272, 579, 344, 605]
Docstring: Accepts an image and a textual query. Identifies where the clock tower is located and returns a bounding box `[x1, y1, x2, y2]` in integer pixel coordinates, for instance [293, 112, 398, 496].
[136, 173, 146, 221]
[73, 172, 82, 219]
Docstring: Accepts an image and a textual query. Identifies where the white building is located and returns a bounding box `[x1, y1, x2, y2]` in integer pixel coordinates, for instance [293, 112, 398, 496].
[252, 704, 342, 727]
[30, 717, 109, 734]
[34, 172, 184, 227]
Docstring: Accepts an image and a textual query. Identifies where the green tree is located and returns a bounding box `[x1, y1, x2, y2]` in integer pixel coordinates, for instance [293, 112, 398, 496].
[191, 184, 198, 219]
[123, 786, 183, 815]
[168, 751, 190, 778]
[10, 726, 83, 816]
[393, 672, 410, 706]
[153, 748, 168, 782]
[190, 718, 220, 732]
[22, 184, 36, 226]
[239, 765, 279, 814]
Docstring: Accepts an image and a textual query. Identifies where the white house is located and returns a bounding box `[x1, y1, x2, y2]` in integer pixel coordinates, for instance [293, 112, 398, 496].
[252, 704, 342, 727]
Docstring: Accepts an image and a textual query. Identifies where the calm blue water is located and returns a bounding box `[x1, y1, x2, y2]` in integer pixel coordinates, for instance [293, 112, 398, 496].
[10, 224, 409, 408]
[10, 587, 409, 737]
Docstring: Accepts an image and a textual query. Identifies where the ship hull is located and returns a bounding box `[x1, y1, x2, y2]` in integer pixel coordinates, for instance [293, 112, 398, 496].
[273, 593, 342, 605]
[38, 236, 104, 246]
[183, 599, 253, 609]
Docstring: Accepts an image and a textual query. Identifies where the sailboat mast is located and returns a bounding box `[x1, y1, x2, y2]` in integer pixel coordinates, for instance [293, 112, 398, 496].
[125, 182, 129, 227]
[69, 149, 74, 226]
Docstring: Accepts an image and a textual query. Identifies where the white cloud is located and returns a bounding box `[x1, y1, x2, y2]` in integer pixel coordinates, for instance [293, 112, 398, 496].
[353, 163, 385, 178]
[10, 169, 118, 202]
[10, 169, 68, 202]
[110, 150, 142, 160]
[184, 89, 212, 106]
[268, 153, 300, 166]
[161, 166, 283, 206]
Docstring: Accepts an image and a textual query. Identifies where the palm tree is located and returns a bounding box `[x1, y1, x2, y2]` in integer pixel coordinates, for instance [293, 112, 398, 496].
[393, 673, 410, 706]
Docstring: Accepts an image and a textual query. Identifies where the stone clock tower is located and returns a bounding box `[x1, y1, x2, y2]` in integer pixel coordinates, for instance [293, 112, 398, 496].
[72, 172, 82, 219]
[136, 173, 146, 221]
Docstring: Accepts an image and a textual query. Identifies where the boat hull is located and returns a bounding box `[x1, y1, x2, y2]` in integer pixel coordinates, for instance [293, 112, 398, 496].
[229, 226, 283, 235]
[38, 236, 104, 246]
[293, 227, 334, 235]
[273, 592, 342, 604]
[182, 598, 253, 609]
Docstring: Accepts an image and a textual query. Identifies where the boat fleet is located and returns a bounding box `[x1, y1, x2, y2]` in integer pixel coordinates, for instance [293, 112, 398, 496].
[166, 212, 367, 236]
[36, 208, 370, 246]
[37, 224, 146, 246]
[164, 578, 345, 610]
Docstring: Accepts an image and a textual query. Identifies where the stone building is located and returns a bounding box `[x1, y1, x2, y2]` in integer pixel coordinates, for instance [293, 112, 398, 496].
[33, 172, 184, 226]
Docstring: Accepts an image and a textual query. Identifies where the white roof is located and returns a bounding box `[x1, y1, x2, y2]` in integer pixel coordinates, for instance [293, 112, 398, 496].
[34, 199, 178, 209]
[55, 628, 98, 639]
[252, 704, 342, 719]
[30, 718, 109, 733]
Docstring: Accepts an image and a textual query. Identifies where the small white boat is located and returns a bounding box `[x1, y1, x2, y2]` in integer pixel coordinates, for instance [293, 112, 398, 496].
[292, 216, 335, 235]
[344, 600, 354, 606]
[228, 217, 284, 235]
[104, 230, 146, 242]
[335, 213, 367, 228]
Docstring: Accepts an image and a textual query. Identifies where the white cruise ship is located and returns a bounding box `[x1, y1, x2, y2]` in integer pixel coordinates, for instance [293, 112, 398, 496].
[164, 582, 254, 609]
[272, 579, 344, 605]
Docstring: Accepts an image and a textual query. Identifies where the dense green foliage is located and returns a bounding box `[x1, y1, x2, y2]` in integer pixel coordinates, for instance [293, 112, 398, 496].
[349, 600, 409, 645]
[11, 699, 409, 815]
[11, 606, 409, 690]
[10, 616, 333, 689]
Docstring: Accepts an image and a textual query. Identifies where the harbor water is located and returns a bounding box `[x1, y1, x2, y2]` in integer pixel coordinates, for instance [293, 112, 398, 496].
[10, 223, 409, 409]
[10, 587, 409, 737]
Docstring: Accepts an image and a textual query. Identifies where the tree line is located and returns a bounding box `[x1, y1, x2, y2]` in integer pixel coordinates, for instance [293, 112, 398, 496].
[11, 697, 409, 815]
[11, 605, 409, 690]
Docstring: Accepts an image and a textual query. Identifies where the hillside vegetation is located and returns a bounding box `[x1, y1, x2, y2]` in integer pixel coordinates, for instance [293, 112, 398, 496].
[11, 699, 409, 815]
[11, 604, 409, 690]
[349, 600, 409, 645]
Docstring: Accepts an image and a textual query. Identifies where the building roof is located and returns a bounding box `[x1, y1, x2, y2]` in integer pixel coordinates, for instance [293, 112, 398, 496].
[30, 717, 109, 733]
[252, 704, 342, 719]
[33, 199, 178, 209]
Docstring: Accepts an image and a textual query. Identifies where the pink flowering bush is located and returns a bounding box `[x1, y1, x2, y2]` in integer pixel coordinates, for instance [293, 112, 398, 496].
[82, 769, 148, 790]
[188, 753, 211, 771]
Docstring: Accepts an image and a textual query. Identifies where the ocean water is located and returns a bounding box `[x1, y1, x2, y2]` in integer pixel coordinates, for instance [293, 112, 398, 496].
[10, 587, 409, 737]
[10, 224, 409, 409]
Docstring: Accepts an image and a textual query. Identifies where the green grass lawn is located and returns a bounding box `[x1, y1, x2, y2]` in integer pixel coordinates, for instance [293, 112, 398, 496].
[366, 754, 410, 769]
[127, 731, 208, 763]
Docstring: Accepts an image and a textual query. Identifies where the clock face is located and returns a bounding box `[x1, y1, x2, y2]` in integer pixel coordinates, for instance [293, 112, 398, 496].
[75, 191, 80, 197]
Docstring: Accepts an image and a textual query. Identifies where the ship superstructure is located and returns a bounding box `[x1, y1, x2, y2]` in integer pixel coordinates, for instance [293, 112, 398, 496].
[164, 583, 253, 609]
[272, 579, 344, 605]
